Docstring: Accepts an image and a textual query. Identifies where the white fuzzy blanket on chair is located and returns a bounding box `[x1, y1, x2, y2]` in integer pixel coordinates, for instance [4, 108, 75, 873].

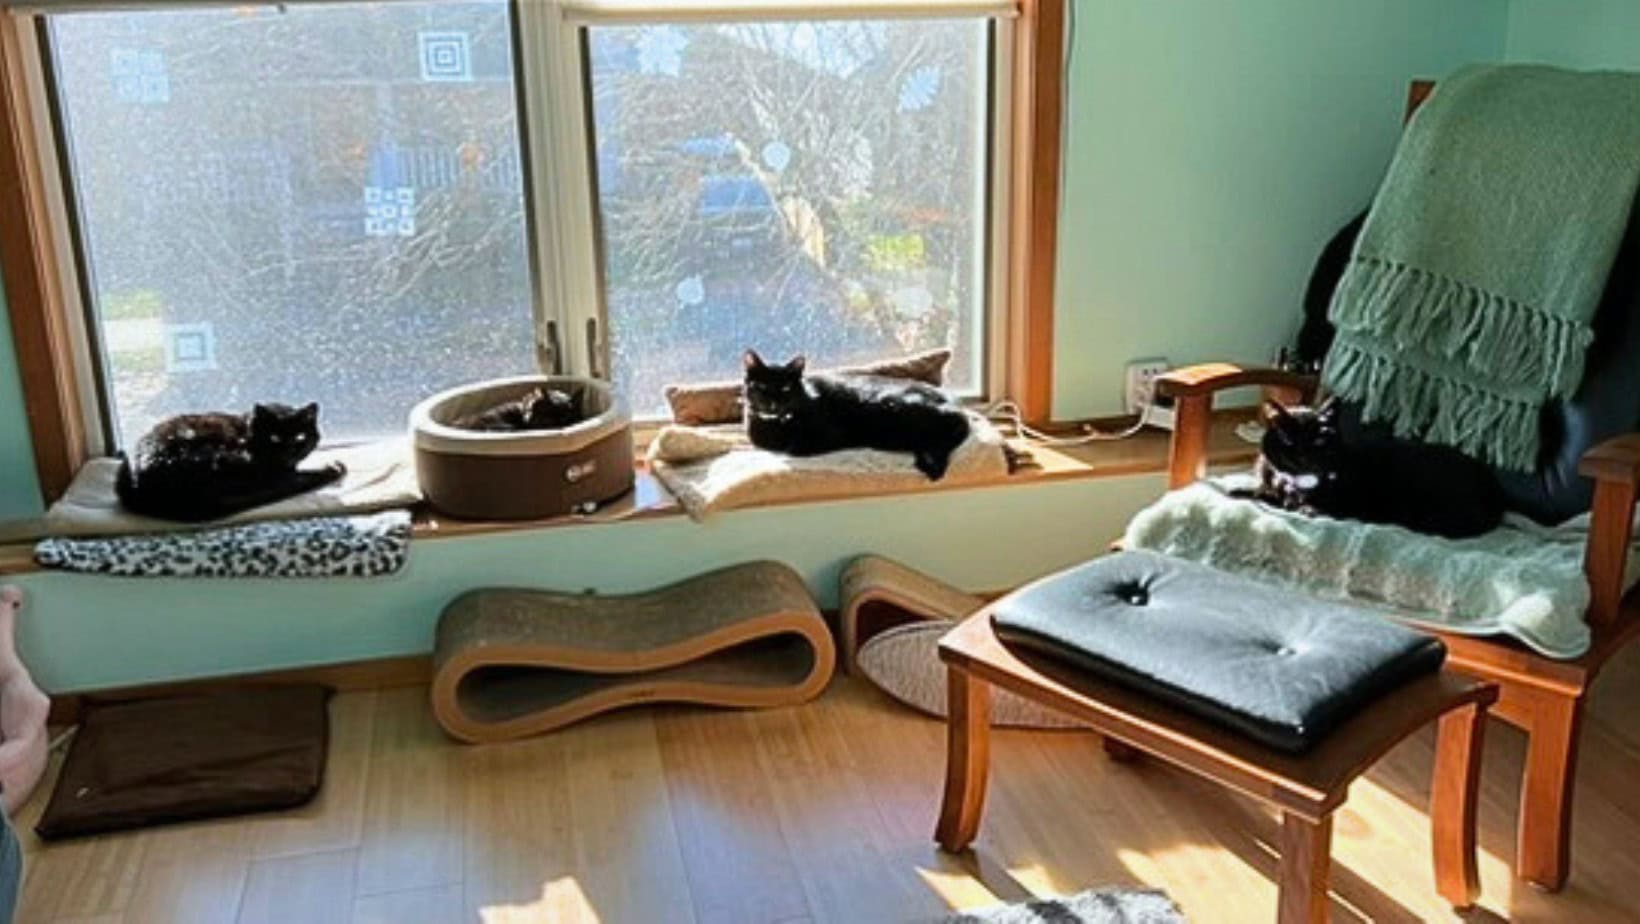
[1123, 477, 1640, 660]
[647, 413, 1014, 520]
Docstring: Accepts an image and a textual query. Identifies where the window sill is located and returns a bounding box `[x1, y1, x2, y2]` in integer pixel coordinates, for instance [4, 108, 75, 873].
[409, 409, 1259, 538]
[0, 410, 1259, 574]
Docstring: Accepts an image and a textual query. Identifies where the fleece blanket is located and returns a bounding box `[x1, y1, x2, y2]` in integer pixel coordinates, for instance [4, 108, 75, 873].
[1122, 477, 1640, 660]
[1324, 65, 1640, 471]
[647, 412, 1014, 520]
[40, 439, 420, 539]
[34, 510, 412, 579]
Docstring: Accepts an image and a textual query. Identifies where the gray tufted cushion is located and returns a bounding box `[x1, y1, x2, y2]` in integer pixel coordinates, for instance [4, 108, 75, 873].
[990, 551, 1446, 753]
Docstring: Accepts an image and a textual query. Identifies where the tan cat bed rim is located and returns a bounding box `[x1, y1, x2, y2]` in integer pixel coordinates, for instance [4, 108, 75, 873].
[410, 375, 628, 457]
[430, 561, 836, 743]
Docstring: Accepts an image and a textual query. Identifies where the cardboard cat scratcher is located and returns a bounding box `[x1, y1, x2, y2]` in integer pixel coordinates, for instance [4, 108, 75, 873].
[430, 561, 835, 743]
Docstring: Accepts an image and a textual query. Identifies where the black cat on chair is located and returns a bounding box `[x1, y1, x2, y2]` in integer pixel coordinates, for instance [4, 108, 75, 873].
[1250, 397, 1505, 539]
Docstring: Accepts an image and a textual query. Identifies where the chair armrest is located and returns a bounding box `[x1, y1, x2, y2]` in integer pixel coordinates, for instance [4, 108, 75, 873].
[1158, 364, 1317, 490]
[1580, 434, 1640, 626]
[1579, 434, 1640, 485]
[1156, 363, 1318, 401]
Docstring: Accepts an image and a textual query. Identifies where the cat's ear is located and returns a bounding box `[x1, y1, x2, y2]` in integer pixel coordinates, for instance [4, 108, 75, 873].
[1262, 399, 1291, 424]
[787, 354, 807, 375]
[743, 349, 765, 372]
[299, 402, 319, 422]
[252, 403, 276, 423]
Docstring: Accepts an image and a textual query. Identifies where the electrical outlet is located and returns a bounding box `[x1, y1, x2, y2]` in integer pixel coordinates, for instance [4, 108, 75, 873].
[1124, 358, 1170, 415]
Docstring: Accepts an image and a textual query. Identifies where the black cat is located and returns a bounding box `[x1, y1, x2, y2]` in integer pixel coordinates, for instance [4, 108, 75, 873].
[1248, 399, 1505, 539]
[462, 387, 582, 432]
[115, 403, 345, 523]
[742, 350, 971, 480]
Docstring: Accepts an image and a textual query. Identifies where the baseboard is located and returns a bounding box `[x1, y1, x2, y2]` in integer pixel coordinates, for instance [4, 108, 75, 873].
[42, 592, 1017, 726]
[46, 654, 433, 725]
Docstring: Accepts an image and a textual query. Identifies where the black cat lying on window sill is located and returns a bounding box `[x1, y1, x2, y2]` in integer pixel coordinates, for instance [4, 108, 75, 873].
[741, 350, 971, 481]
[116, 402, 345, 523]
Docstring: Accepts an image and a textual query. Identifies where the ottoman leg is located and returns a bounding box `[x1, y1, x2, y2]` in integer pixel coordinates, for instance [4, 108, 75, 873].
[1277, 813, 1332, 924]
[936, 668, 991, 852]
[1432, 702, 1487, 909]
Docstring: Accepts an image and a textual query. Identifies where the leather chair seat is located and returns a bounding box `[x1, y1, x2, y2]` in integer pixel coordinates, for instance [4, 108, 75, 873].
[990, 550, 1446, 753]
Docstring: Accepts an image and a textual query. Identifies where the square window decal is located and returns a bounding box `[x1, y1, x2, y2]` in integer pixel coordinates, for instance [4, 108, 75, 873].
[419, 31, 472, 83]
[164, 322, 217, 373]
[110, 47, 169, 104]
[364, 186, 416, 237]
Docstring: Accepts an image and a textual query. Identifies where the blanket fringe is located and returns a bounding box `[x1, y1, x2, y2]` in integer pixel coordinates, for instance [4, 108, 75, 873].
[1330, 257, 1593, 399]
[1323, 337, 1543, 471]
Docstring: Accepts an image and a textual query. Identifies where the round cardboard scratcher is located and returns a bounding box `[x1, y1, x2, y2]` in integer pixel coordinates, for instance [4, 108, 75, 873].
[856, 622, 1082, 730]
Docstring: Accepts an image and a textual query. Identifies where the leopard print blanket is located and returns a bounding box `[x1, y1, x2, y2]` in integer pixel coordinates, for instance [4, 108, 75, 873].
[34, 510, 412, 578]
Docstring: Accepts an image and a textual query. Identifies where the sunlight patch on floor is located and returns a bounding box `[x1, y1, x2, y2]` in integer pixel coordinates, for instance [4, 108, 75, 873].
[481, 876, 599, 924]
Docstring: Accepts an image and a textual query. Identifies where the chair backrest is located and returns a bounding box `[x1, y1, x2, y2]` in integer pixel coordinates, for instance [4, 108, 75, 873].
[1301, 198, 1640, 524]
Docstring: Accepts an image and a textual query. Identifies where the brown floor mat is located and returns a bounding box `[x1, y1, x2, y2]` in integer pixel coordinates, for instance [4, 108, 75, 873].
[36, 685, 330, 841]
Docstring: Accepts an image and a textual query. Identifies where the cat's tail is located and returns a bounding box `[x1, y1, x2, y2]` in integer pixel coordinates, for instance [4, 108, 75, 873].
[112, 452, 167, 519]
[113, 452, 135, 505]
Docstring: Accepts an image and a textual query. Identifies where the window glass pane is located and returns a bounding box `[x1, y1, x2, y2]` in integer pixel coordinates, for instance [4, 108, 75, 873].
[587, 19, 989, 417]
[49, 1, 534, 446]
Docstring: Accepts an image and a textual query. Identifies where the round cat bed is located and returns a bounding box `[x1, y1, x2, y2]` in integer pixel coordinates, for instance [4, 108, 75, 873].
[410, 375, 633, 520]
[430, 561, 836, 742]
[857, 622, 1081, 729]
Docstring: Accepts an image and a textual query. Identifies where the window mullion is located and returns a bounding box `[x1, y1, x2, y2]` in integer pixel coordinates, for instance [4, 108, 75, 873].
[516, 0, 604, 380]
[984, 15, 1013, 404]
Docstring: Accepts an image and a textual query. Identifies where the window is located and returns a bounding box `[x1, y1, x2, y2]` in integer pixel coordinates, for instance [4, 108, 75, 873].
[49, 1, 535, 445]
[8, 0, 1058, 478]
[585, 19, 990, 416]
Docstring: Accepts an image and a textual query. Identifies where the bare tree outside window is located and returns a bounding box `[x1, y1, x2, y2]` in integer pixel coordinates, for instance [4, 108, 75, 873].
[587, 19, 989, 416]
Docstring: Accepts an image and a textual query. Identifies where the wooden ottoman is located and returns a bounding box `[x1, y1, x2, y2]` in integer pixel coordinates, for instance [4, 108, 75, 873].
[933, 556, 1499, 924]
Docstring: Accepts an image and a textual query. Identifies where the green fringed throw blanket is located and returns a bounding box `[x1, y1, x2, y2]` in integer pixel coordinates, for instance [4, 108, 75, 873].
[1323, 65, 1640, 471]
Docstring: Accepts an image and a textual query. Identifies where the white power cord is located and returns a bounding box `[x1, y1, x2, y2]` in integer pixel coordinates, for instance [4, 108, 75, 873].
[984, 381, 1159, 447]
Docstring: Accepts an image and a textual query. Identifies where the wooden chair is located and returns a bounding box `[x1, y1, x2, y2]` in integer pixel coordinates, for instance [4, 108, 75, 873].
[1156, 363, 1640, 892]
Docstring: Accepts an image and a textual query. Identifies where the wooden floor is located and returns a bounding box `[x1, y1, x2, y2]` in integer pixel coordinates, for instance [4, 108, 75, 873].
[13, 651, 1640, 924]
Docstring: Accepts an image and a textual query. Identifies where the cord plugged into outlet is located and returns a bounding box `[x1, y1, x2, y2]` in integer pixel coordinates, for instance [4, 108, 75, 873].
[1123, 358, 1173, 428]
[1123, 358, 1168, 414]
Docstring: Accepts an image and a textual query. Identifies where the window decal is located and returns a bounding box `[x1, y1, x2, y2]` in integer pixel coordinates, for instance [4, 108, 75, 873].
[419, 31, 473, 83]
[898, 65, 942, 113]
[364, 186, 417, 238]
[163, 322, 218, 374]
[635, 26, 689, 77]
[110, 48, 169, 105]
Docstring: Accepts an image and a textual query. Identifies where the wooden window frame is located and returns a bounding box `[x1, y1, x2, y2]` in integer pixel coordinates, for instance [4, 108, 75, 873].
[1003, 0, 1063, 426]
[0, 0, 1066, 508]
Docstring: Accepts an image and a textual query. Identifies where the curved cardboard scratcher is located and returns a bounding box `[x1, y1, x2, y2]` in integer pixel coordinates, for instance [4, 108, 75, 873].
[839, 556, 1081, 730]
[431, 561, 835, 743]
[839, 554, 987, 674]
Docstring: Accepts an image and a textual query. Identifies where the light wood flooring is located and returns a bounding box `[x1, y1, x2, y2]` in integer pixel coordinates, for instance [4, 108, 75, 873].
[13, 651, 1640, 924]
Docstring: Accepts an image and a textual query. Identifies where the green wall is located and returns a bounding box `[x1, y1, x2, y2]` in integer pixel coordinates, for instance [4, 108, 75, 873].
[0, 289, 41, 520]
[1506, 0, 1640, 69]
[1053, 0, 1509, 419]
[10, 476, 1163, 692]
[0, 1, 1516, 690]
